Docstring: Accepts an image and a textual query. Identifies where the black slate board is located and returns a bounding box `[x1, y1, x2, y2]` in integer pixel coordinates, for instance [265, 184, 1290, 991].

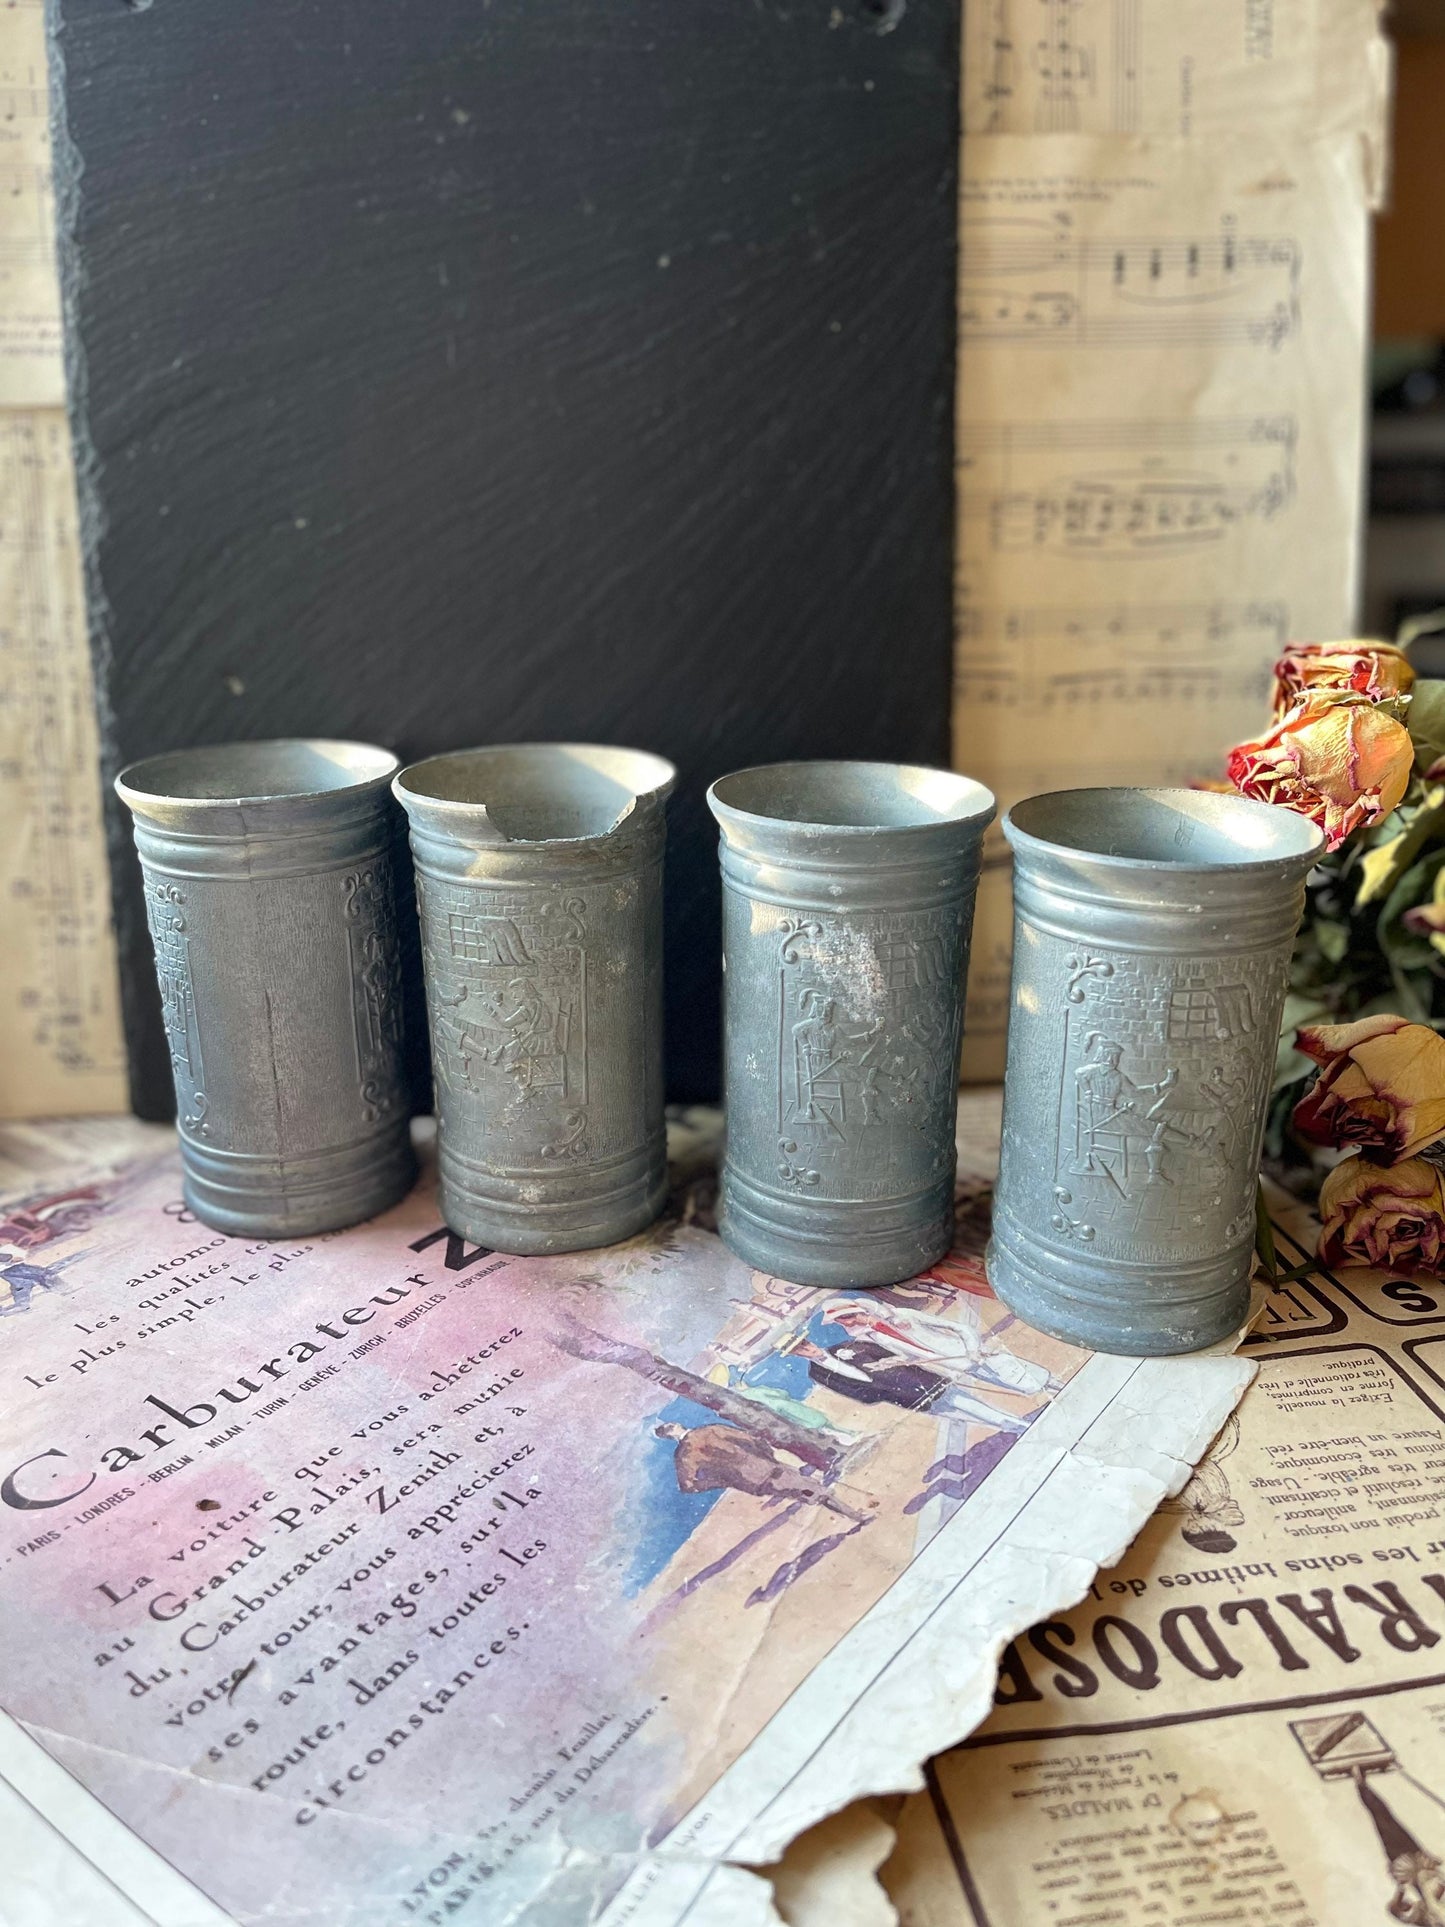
[52, 0, 958, 1114]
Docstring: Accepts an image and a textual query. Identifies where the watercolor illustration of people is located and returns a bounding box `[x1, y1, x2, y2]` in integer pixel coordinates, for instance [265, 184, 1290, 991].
[0, 1111, 1236, 1927]
[538, 1205, 1079, 1838]
[0, 1175, 131, 1314]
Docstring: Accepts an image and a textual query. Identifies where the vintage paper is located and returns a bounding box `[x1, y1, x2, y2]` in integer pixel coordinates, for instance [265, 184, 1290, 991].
[0, 410, 127, 1116]
[963, 0, 1389, 174]
[956, 126, 1375, 1076]
[0, 4, 126, 1118]
[956, 0, 1387, 1080]
[0, 0, 64, 408]
[884, 1184, 1445, 1926]
[0, 1100, 1252, 1925]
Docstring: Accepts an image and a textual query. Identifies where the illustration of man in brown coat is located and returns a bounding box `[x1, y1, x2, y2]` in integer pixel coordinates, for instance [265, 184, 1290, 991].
[654, 1421, 874, 1524]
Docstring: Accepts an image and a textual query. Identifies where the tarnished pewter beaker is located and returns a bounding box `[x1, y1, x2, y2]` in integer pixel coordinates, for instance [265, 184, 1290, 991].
[986, 787, 1323, 1356]
[115, 740, 417, 1237]
[394, 744, 675, 1255]
[708, 761, 995, 1287]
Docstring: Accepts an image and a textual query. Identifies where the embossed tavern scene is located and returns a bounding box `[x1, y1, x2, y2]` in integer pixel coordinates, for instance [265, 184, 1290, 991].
[397, 746, 674, 1255]
[425, 891, 589, 1141]
[774, 913, 964, 1202]
[1054, 958, 1275, 1263]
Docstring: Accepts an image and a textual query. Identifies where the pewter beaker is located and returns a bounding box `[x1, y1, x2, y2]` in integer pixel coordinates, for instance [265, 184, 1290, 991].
[394, 744, 675, 1254]
[986, 787, 1323, 1356]
[115, 740, 417, 1237]
[708, 761, 995, 1287]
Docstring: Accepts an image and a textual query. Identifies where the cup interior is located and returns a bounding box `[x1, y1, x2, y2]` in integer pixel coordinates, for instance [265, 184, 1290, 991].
[1007, 787, 1323, 868]
[117, 739, 398, 805]
[710, 761, 993, 831]
[396, 745, 675, 841]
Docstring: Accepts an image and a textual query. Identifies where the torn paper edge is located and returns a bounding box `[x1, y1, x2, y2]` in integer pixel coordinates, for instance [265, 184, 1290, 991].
[600, 1345, 1257, 1926]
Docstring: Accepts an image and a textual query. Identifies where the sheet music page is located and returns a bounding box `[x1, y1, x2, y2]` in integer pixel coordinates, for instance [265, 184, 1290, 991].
[0, 413, 127, 1115]
[964, 0, 1389, 166]
[0, 4, 125, 1117]
[957, 112, 1379, 1077]
[0, 0, 63, 406]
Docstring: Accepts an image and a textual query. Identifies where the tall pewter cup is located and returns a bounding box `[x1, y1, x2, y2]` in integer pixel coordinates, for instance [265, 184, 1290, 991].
[708, 761, 995, 1287]
[394, 744, 675, 1254]
[987, 787, 1323, 1356]
[115, 740, 417, 1237]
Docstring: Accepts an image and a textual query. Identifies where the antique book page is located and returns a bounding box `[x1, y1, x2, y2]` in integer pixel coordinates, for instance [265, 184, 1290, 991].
[0, 3, 125, 1118]
[0, 1101, 1252, 1925]
[883, 1183, 1445, 1926]
[957, 2, 1388, 1079]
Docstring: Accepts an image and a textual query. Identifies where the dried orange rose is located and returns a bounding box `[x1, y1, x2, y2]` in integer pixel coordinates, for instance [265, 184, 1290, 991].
[1317, 1154, 1445, 1274]
[1227, 694, 1413, 851]
[1294, 1014, 1445, 1161]
[1270, 639, 1415, 719]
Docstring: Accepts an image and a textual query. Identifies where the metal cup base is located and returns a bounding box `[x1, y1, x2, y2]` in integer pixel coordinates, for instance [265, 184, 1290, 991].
[985, 1210, 1250, 1356]
[437, 1135, 668, 1256]
[718, 1164, 954, 1288]
[181, 1125, 417, 1240]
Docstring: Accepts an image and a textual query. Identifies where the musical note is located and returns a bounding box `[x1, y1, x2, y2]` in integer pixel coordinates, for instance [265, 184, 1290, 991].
[958, 416, 1295, 555]
[0, 415, 126, 1107]
[962, 0, 1371, 142]
[960, 218, 1300, 349]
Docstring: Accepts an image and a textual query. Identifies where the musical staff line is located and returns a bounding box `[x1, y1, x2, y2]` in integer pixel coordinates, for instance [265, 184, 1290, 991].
[960, 219, 1300, 349]
[957, 416, 1296, 554]
[954, 599, 1284, 713]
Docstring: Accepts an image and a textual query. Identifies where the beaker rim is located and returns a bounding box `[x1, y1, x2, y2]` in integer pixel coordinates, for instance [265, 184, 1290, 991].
[709, 760, 995, 835]
[1004, 786, 1324, 872]
[116, 738, 400, 810]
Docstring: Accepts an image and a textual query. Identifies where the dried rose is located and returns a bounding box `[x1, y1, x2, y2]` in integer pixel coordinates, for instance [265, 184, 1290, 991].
[1270, 639, 1415, 719]
[1294, 1014, 1445, 1161]
[1404, 868, 1445, 958]
[1227, 694, 1413, 851]
[1317, 1154, 1445, 1274]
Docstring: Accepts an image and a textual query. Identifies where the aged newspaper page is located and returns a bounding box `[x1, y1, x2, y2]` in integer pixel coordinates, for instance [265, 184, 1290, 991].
[0, 1101, 1252, 1926]
[884, 1185, 1445, 1927]
[0, 3, 125, 1118]
[957, 2, 1388, 1078]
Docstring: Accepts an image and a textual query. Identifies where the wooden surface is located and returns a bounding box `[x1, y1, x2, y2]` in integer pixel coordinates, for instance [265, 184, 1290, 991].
[1375, 33, 1445, 337]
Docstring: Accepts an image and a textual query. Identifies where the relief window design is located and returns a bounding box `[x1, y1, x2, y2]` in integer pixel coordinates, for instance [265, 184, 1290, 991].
[432, 894, 587, 1107]
[1167, 982, 1256, 1044]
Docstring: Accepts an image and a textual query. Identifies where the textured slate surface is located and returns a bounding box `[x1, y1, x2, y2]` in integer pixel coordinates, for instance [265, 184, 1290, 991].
[53, 0, 958, 1114]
